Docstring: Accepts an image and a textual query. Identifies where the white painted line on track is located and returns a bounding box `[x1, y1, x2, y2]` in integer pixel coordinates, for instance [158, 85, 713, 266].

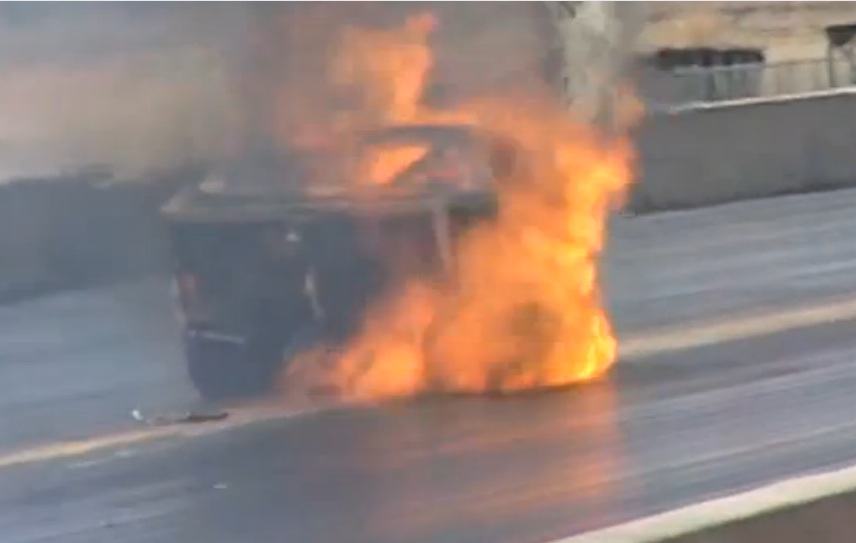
[551, 463, 856, 543]
[5, 295, 856, 471]
[0, 429, 176, 469]
[0, 403, 331, 470]
[619, 295, 856, 359]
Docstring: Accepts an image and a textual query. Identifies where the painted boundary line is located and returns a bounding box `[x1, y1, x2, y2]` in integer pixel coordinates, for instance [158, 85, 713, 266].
[0, 403, 328, 470]
[0, 429, 178, 469]
[619, 295, 856, 360]
[4, 295, 856, 470]
[551, 463, 856, 543]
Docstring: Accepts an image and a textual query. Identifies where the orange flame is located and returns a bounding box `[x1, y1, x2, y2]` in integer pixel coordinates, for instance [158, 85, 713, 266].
[331, 13, 437, 127]
[359, 143, 429, 185]
[281, 12, 635, 401]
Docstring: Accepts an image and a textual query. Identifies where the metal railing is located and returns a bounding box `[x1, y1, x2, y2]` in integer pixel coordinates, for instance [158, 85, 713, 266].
[664, 57, 856, 106]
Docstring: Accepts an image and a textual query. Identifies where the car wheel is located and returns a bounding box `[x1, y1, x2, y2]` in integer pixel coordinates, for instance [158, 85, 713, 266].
[185, 334, 276, 402]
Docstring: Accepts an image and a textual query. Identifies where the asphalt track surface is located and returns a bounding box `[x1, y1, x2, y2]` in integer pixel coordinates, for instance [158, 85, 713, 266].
[6, 189, 856, 543]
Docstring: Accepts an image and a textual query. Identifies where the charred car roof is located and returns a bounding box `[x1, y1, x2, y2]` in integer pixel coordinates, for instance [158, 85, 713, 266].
[162, 124, 497, 223]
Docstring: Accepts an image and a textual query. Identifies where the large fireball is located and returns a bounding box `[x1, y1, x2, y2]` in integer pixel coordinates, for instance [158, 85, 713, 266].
[280, 12, 635, 401]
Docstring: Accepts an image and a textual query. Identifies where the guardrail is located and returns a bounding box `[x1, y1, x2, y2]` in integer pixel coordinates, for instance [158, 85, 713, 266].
[663, 57, 856, 105]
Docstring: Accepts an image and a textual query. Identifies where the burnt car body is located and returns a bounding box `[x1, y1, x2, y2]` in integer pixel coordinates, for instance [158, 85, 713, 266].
[162, 125, 499, 400]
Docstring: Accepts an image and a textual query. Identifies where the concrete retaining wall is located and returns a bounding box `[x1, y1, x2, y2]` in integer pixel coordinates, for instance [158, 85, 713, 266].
[0, 175, 179, 303]
[632, 89, 856, 213]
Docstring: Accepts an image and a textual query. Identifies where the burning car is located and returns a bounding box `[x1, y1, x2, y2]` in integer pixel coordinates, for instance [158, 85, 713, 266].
[162, 124, 499, 400]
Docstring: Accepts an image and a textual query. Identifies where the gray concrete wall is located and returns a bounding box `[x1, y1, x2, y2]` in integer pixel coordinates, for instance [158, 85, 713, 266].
[0, 175, 179, 304]
[632, 89, 856, 213]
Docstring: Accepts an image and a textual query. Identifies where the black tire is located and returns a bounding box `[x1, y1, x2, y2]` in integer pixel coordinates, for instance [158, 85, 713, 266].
[184, 333, 280, 402]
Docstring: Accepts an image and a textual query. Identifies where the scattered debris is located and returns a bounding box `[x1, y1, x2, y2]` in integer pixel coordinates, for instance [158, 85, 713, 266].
[131, 408, 228, 426]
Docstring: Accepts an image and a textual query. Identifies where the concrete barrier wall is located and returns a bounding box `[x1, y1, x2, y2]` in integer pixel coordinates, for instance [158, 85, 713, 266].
[632, 89, 856, 213]
[0, 175, 178, 303]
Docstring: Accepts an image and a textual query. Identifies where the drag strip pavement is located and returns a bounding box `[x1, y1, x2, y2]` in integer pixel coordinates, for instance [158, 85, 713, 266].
[0, 278, 194, 454]
[5, 188, 856, 542]
[4, 317, 856, 543]
[4, 290, 856, 472]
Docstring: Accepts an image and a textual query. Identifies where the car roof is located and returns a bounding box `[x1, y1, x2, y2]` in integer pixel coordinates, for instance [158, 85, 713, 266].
[162, 123, 496, 222]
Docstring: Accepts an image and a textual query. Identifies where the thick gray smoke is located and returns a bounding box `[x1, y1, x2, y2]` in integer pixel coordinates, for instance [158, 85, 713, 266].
[0, 4, 247, 179]
[0, 4, 517, 179]
[0, 3, 638, 181]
